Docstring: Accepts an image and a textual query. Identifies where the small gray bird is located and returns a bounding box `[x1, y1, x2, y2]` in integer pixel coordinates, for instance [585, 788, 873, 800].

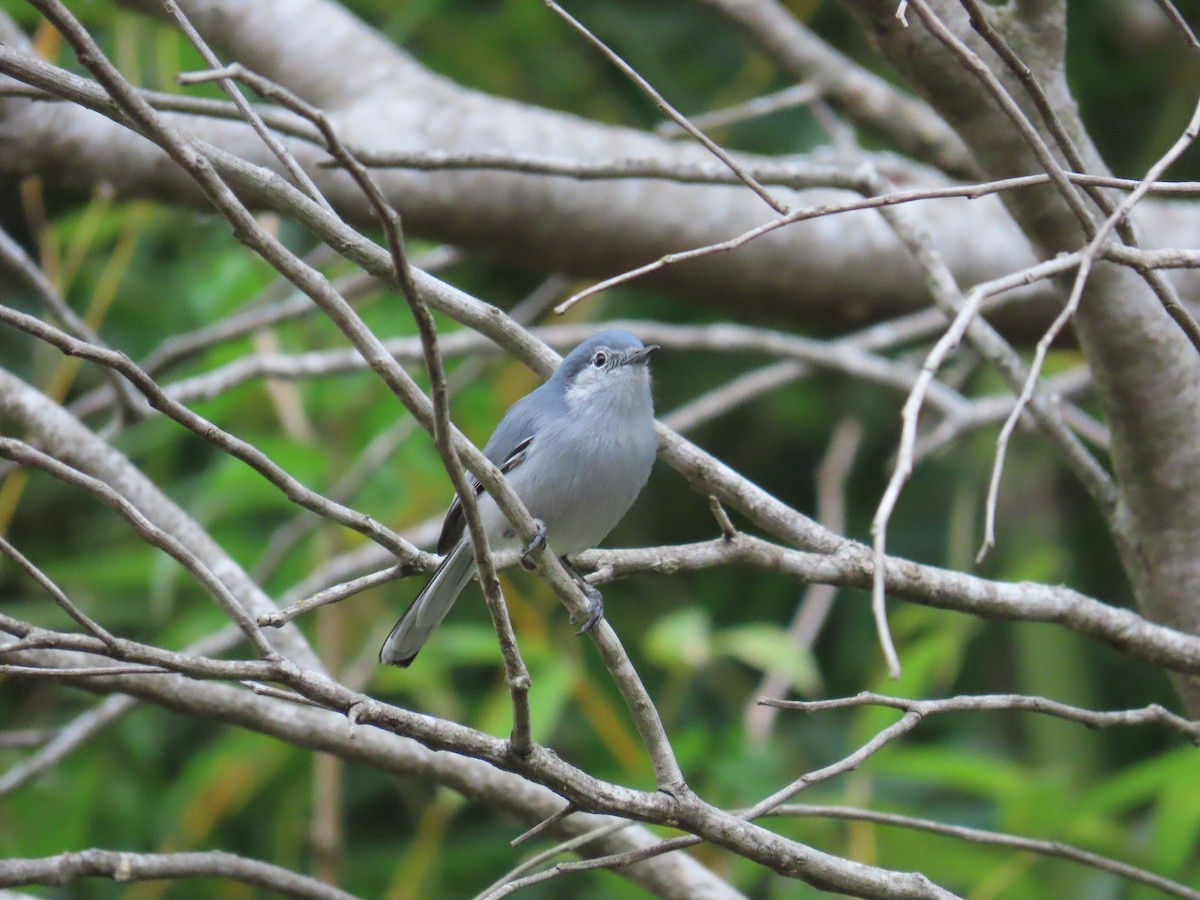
[380, 329, 659, 667]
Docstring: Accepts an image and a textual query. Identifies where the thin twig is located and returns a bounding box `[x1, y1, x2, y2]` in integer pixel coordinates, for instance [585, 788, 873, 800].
[511, 803, 577, 848]
[0, 438, 277, 658]
[139, 246, 457, 378]
[912, 367, 1104, 462]
[472, 820, 633, 900]
[259, 565, 407, 628]
[477, 831, 699, 899]
[0, 301, 418, 562]
[542, 0, 788, 214]
[549, 163, 1159, 315]
[978, 93, 1200, 561]
[762, 691, 1200, 744]
[0, 664, 173, 677]
[167, 2, 335, 213]
[0, 729, 58, 749]
[0, 225, 141, 419]
[0, 629, 244, 799]
[0, 533, 117, 648]
[113, 320, 973, 419]
[1149, 0, 1200, 50]
[654, 83, 821, 137]
[349, 143, 1200, 196]
[708, 497, 737, 542]
[243, 681, 337, 710]
[852, 163, 1114, 679]
[770, 804, 1200, 900]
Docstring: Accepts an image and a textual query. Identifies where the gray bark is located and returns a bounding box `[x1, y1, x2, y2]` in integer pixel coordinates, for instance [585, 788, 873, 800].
[1, 3, 1199, 334]
[842, 0, 1200, 713]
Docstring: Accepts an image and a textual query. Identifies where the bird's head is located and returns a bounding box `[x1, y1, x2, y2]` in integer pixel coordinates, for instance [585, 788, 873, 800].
[556, 329, 659, 413]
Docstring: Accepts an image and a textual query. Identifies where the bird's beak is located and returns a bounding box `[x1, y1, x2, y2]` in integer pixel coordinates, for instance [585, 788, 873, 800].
[623, 344, 660, 366]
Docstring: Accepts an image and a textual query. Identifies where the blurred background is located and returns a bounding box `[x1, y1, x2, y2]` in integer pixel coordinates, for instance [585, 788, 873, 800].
[2, 0, 1199, 897]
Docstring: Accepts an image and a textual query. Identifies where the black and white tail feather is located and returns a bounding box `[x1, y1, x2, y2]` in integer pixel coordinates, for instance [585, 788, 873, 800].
[379, 438, 533, 667]
[379, 540, 477, 667]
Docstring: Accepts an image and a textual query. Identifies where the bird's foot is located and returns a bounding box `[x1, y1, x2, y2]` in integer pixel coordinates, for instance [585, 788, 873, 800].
[519, 519, 547, 571]
[574, 586, 605, 635]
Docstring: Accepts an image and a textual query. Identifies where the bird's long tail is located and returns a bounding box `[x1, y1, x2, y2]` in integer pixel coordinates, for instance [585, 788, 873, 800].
[379, 540, 476, 667]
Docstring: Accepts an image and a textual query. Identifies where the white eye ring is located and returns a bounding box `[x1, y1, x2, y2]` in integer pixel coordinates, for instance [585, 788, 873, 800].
[592, 351, 608, 368]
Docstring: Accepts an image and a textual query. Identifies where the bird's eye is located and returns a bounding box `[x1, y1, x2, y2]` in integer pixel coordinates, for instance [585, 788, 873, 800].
[592, 351, 608, 369]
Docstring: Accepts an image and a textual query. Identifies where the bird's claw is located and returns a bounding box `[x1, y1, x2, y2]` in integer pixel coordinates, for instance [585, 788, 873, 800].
[519, 519, 547, 571]
[574, 587, 605, 635]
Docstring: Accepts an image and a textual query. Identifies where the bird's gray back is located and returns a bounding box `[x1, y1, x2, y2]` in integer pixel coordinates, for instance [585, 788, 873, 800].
[435, 380, 564, 553]
[481, 382, 563, 466]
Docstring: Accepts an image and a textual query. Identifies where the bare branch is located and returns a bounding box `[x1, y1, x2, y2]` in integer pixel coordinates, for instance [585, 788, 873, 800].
[0, 533, 117, 648]
[131, 321, 971, 423]
[1148, 0, 1200, 50]
[0, 300, 418, 562]
[654, 83, 821, 137]
[582, 534, 1200, 677]
[474, 821, 634, 900]
[708, 496, 738, 542]
[762, 691, 1200, 744]
[510, 803, 577, 848]
[0, 729, 58, 750]
[138, 246, 458, 379]
[22, 0, 685, 793]
[164, 0, 335, 214]
[0, 665, 174, 677]
[955, 0, 1200, 353]
[259, 565, 406, 628]
[0, 627, 243, 799]
[692, 0, 975, 176]
[15, 643, 958, 899]
[771, 805, 1200, 900]
[0, 849, 360, 900]
[0, 438, 277, 657]
[980, 92, 1200, 560]
[0, 369, 323, 670]
[747, 418, 862, 743]
[0, 225, 141, 418]
[182, 51, 536, 755]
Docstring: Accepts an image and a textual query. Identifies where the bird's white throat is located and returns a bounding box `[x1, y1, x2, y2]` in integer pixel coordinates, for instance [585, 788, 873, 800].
[564, 363, 652, 415]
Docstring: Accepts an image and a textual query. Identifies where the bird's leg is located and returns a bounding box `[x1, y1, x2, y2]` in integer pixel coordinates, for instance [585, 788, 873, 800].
[561, 556, 605, 634]
[519, 518, 547, 571]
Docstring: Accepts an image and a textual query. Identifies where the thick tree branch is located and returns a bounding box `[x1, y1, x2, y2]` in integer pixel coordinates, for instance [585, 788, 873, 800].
[6, 5, 1198, 334]
[692, 0, 976, 176]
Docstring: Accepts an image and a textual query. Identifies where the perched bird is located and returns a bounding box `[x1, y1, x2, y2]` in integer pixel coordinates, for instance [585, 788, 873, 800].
[380, 329, 659, 667]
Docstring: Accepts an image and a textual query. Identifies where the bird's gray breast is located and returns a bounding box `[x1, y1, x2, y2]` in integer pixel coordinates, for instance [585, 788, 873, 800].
[503, 406, 656, 555]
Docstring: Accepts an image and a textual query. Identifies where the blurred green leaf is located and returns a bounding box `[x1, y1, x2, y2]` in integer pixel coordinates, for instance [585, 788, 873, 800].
[715, 623, 821, 694]
[644, 607, 711, 670]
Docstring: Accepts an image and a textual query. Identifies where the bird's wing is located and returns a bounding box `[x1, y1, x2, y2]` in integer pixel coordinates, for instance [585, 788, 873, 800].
[436, 436, 533, 553]
[435, 390, 550, 554]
